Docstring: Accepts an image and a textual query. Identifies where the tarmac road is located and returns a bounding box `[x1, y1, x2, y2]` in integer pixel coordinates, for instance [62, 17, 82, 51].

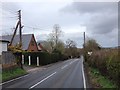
[1, 57, 85, 89]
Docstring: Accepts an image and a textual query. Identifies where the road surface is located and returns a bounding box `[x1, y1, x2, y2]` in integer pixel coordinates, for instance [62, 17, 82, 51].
[1, 57, 85, 89]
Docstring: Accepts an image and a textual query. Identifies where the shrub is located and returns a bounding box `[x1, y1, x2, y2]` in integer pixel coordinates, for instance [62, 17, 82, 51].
[86, 49, 120, 87]
[22, 52, 67, 66]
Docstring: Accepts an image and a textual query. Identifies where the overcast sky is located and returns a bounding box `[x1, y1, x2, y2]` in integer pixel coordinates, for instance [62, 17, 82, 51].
[0, 0, 119, 48]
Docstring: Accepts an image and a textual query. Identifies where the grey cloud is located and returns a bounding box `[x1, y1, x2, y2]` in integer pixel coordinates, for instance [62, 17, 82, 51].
[61, 2, 118, 35]
[60, 32, 84, 48]
[86, 13, 117, 34]
[88, 31, 118, 47]
[61, 2, 117, 14]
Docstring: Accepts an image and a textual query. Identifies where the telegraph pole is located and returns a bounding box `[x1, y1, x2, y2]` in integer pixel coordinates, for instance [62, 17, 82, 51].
[83, 32, 85, 49]
[83, 32, 86, 62]
[18, 10, 22, 48]
[9, 10, 23, 69]
[18, 10, 23, 69]
[10, 10, 23, 48]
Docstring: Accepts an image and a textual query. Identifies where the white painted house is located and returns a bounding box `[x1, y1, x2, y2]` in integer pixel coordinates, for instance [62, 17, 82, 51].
[0, 40, 9, 55]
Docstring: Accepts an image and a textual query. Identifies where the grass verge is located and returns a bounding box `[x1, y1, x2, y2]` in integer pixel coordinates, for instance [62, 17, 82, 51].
[88, 66, 117, 88]
[2, 67, 27, 82]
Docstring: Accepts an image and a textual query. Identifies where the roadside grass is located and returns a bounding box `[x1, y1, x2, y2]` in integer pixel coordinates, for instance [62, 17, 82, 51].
[24, 63, 42, 67]
[2, 68, 27, 82]
[89, 66, 117, 88]
[0, 73, 2, 83]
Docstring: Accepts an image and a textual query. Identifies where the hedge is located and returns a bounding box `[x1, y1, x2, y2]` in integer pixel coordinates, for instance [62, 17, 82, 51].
[22, 52, 67, 65]
[85, 49, 120, 87]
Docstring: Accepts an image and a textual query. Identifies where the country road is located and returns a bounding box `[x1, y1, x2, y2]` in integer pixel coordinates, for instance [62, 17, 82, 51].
[1, 57, 86, 89]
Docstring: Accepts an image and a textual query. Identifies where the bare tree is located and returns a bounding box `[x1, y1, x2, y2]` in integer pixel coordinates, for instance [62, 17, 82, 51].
[47, 38, 55, 52]
[65, 39, 79, 58]
[66, 39, 76, 48]
[51, 24, 63, 45]
[48, 24, 63, 52]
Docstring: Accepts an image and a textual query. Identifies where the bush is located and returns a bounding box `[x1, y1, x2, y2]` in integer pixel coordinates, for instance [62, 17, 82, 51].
[86, 49, 120, 87]
[22, 52, 67, 66]
[106, 50, 120, 86]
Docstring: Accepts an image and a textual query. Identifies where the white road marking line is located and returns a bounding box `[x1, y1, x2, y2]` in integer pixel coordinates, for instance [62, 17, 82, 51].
[29, 72, 56, 89]
[67, 59, 78, 65]
[0, 74, 29, 85]
[69, 60, 76, 65]
[61, 64, 68, 69]
[69, 62, 72, 65]
[82, 58, 86, 89]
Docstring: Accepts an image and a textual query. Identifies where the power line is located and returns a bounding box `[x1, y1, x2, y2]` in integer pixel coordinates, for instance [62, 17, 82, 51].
[2, 3, 18, 15]
[24, 25, 51, 31]
[1, 15, 17, 18]
[24, 26, 43, 30]
[0, 28, 14, 32]
[2, 12, 17, 17]
[2, 8, 18, 20]
[0, 26, 16, 31]
[2, 10, 18, 16]
[1, 17, 17, 21]
[4, 9, 17, 14]
[1, 11, 18, 23]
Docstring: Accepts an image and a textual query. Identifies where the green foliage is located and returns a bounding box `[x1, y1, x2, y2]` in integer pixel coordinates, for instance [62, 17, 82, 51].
[8, 45, 23, 53]
[55, 41, 65, 54]
[86, 49, 120, 87]
[2, 67, 27, 82]
[85, 38, 101, 52]
[65, 39, 80, 58]
[23, 52, 66, 65]
[51, 53, 59, 63]
[84, 39, 100, 62]
[90, 67, 117, 88]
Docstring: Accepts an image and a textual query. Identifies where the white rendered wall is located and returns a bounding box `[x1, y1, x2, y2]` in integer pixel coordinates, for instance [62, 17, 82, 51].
[0, 42, 8, 55]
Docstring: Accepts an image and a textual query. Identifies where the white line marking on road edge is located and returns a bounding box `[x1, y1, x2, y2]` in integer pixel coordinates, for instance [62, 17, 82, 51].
[68, 60, 78, 65]
[61, 64, 68, 69]
[29, 72, 56, 89]
[82, 59, 86, 89]
[69, 62, 72, 65]
[0, 74, 29, 85]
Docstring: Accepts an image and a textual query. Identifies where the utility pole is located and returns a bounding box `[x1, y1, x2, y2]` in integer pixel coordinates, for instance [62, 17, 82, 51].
[18, 10, 23, 69]
[10, 10, 23, 48]
[18, 10, 22, 48]
[9, 10, 23, 69]
[83, 32, 85, 49]
[83, 32, 86, 62]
